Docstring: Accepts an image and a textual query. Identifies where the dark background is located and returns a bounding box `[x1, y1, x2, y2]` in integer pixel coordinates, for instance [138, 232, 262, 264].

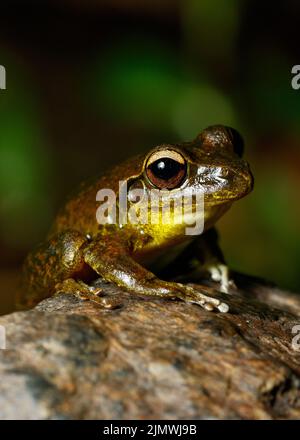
[0, 0, 300, 315]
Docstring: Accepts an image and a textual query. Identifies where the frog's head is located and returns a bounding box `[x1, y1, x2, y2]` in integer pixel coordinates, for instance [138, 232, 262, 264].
[138, 124, 253, 199]
[185, 125, 254, 204]
[124, 125, 253, 243]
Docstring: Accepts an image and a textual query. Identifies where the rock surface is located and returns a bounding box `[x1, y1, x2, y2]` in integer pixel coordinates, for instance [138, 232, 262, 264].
[1, 275, 300, 420]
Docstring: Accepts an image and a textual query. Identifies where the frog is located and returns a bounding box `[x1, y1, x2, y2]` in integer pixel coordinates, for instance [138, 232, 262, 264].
[18, 125, 253, 313]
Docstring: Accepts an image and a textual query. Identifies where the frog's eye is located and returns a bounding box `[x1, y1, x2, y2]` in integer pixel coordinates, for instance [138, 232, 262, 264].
[229, 127, 244, 157]
[198, 125, 244, 157]
[145, 150, 187, 190]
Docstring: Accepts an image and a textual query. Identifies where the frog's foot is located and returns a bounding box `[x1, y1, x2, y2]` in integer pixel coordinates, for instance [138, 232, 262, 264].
[176, 283, 229, 313]
[54, 278, 120, 309]
[203, 263, 236, 294]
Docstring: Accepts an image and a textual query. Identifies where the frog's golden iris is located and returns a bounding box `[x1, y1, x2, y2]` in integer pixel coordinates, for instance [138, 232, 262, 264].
[145, 149, 187, 190]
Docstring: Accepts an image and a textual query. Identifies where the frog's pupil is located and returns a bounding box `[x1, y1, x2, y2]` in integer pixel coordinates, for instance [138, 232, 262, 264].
[150, 158, 182, 181]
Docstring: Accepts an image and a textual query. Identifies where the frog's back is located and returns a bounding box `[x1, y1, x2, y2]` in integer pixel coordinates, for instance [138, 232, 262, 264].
[49, 154, 145, 237]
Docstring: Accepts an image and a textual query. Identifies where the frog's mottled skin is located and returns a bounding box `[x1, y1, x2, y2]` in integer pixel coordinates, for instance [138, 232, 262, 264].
[19, 125, 253, 313]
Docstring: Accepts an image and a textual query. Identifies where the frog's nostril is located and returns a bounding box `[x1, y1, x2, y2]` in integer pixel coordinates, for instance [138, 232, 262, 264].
[221, 169, 230, 178]
[218, 168, 235, 181]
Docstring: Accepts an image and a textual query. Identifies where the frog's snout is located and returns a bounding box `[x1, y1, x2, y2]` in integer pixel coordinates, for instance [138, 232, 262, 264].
[198, 161, 254, 201]
[232, 162, 254, 199]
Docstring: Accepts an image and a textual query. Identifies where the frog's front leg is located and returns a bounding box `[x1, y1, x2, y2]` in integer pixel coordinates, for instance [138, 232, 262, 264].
[185, 228, 236, 294]
[82, 235, 229, 313]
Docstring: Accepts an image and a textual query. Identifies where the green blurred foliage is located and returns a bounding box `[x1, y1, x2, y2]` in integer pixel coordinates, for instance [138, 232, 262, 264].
[247, 50, 300, 132]
[90, 38, 238, 140]
[90, 40, 183, 133]
[0, 53, 55, 251]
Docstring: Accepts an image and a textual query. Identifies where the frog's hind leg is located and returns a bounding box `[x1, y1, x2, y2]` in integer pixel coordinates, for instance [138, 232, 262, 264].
[18, 230, 90, 309]
[54, 278, 120, 309]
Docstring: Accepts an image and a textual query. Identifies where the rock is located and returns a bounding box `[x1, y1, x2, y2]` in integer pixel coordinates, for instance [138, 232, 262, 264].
[1, 275, 300, 420]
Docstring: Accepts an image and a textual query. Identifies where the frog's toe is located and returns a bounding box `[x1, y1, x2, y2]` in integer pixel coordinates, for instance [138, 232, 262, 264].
[76, 282, 122, 309]
[204, 263, 236, 294]
[184, 287, 229, 313]
[196, 296, 229, 313]
[217, 302, 230, 313]
[55, 278, 90, 299]
[97, 296, 123, 309]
